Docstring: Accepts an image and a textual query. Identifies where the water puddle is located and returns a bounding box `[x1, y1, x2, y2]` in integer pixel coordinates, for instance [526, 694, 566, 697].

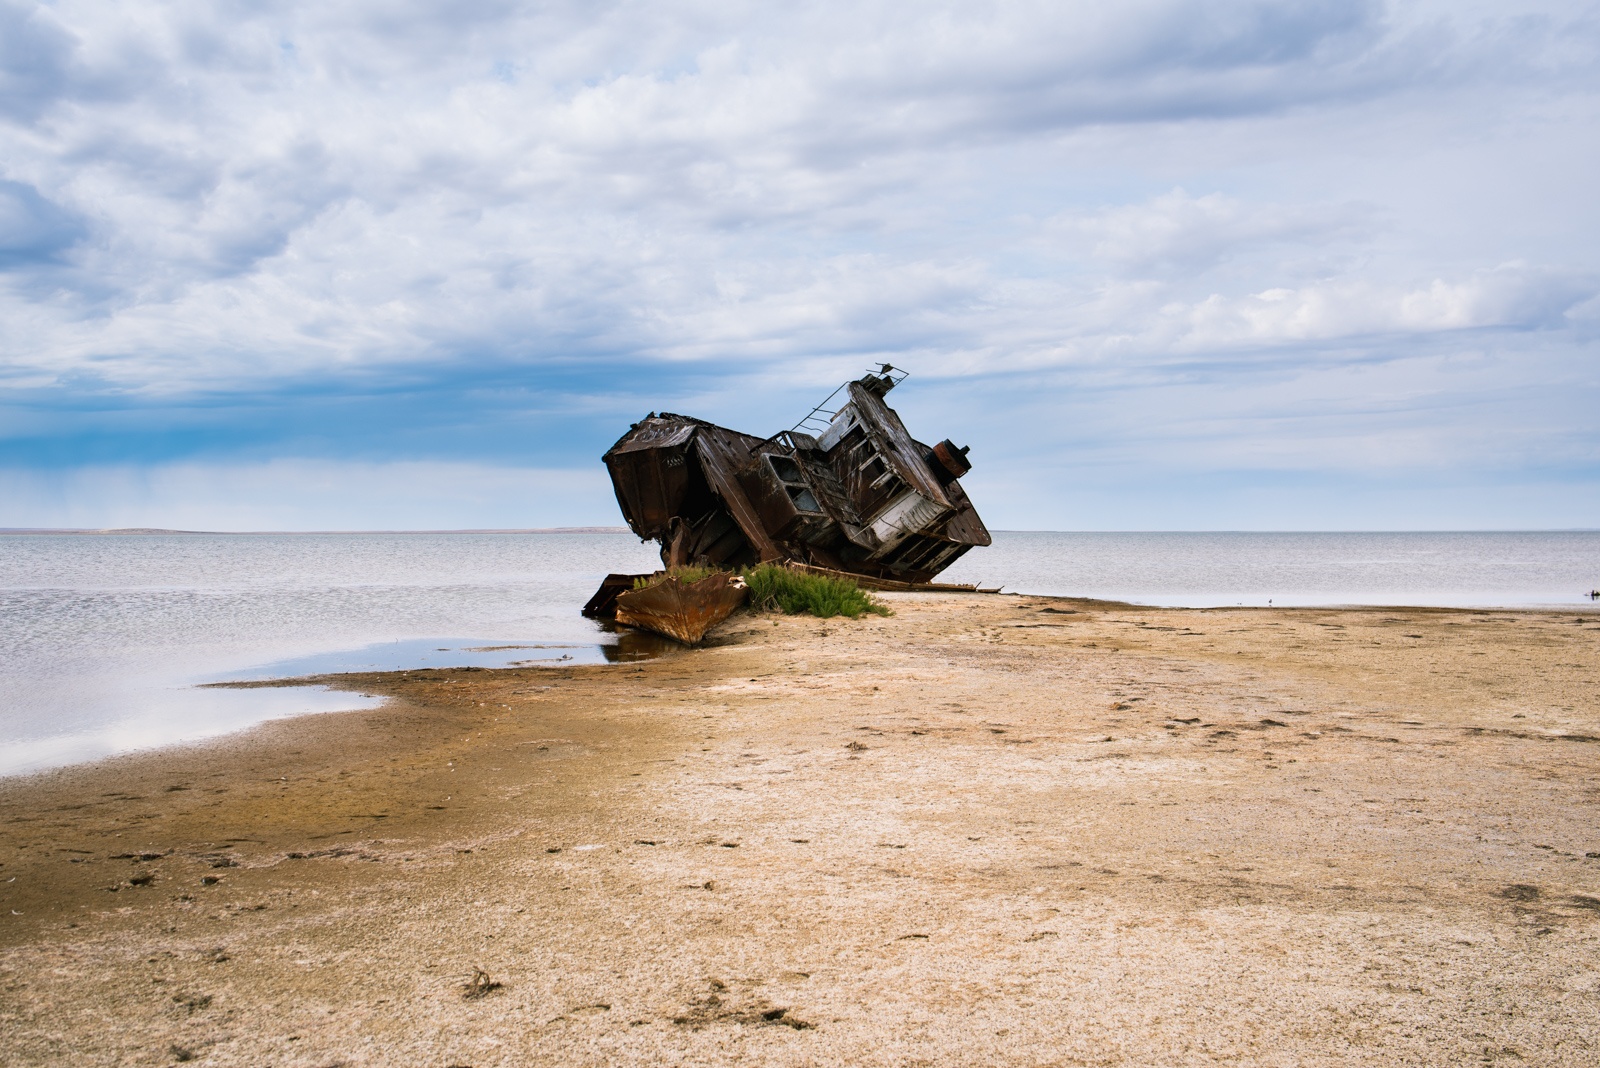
[2, 631, 680, 778]
[0, 684, 391, 777]
[216, 631, 680, 682]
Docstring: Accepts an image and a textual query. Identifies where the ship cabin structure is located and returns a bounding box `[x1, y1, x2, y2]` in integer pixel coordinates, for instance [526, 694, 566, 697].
[602, 368, 990, 585]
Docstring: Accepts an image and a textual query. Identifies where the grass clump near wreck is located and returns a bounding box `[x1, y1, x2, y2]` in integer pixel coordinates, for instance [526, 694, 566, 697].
[742, 564, 889, 619]
[633, 566, 721, 589]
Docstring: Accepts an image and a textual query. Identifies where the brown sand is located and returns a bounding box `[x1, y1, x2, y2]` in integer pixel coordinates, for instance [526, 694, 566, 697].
[2, 594, 1598, 1066]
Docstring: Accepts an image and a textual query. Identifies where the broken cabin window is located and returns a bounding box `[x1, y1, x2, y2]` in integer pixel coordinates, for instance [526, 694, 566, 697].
[768, 456, 804, 483]
[765, 454, 823, 514]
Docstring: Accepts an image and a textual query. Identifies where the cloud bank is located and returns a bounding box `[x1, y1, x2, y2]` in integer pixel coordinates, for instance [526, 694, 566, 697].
[1, 0, 1597, 528]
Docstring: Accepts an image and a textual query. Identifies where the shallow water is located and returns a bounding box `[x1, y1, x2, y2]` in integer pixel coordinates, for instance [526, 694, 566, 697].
[0, 531, 660, 776]
[220, 630, 684, 680]
[2, 529, 1595, 776]
[941, 531, 1600, 609]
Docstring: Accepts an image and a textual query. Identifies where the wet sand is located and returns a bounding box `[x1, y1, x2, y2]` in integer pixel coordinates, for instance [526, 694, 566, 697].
[2, 593, 1598, 1066]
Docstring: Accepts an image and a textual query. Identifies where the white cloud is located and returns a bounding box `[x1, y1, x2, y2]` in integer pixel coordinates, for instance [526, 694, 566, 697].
[1167, 263, 1593, 348]
[1052, 188, 1373, 273]
[0, 1, 1597, 530]
[0, 0, 1594, 391]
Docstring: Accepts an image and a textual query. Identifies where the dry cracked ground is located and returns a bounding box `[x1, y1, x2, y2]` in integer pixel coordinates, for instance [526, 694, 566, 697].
[2, 593, 1599, 1066]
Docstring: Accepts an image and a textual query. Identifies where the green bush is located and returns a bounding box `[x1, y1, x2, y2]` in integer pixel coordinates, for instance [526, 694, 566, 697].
[741, 564, 890, 619]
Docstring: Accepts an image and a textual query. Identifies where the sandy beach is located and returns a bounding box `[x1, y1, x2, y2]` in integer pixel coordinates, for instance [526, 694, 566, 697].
[2, 592, 1598, 1066]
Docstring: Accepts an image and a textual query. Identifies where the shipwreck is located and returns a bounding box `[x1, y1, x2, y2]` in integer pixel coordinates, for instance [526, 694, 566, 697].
[584, 366, 990, 641]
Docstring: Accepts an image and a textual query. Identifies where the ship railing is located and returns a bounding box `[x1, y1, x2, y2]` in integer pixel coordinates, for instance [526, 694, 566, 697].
[789, 364, 907, 435]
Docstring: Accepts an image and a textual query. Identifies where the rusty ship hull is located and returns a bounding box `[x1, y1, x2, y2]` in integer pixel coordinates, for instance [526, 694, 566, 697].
[611, 572, 749, 645]
[600, 369, 990, 585]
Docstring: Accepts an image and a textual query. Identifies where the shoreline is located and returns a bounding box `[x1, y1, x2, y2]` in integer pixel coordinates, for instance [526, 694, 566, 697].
[5, 595, 1596, 786]
[3, 593, 1598, 1065]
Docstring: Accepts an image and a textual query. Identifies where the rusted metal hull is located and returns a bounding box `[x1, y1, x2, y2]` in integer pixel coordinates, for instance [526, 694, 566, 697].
[781, 561, 1001, 594]
[612, 573, 749, 645]
[581, 572, 652, 620]
[602, 368, 990, 584]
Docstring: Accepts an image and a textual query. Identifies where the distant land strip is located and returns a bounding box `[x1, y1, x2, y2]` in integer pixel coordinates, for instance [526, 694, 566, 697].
[0, 527, 634, 535]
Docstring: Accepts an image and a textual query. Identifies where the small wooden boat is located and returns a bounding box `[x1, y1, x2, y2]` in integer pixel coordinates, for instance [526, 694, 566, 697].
[612, 572, 749, 645]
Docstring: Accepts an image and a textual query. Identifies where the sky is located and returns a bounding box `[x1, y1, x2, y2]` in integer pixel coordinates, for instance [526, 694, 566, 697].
[1, 0, 1597, 531]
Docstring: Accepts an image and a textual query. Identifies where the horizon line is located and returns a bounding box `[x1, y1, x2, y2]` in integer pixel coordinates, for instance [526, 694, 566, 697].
[3, 527, 1598, 536]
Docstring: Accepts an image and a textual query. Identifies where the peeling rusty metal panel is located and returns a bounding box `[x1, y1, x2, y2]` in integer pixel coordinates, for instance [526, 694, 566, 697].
[581, 572, 651, 619]
[937, 476, 992, 547]
[613, 573, 749, 645]
[605, 448, 693, 537]
[603, 416, 707, 538]
[829, 421, 906, 527]
[843, 381, 953, 510]
[737, 453, 797, 534]
[691, 427, 782, 562]
[791, 443, 867, 537]
[606, 419, 698, 454]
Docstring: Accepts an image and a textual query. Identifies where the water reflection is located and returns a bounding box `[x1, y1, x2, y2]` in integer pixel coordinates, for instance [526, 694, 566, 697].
[5, 629, 683, 776]
[0, 684, 387, 778]
[600, 627, 684, 662]
[219, 632, 677, 682]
